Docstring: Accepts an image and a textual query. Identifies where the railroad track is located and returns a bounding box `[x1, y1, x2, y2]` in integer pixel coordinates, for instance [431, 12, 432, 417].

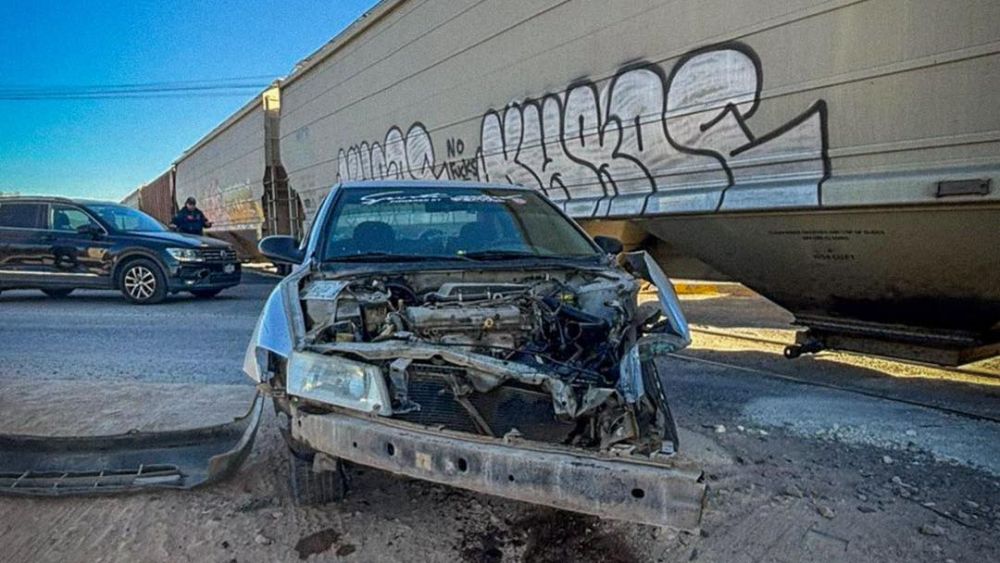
[675, 327, 1000, 424]
[688, 326, 1000, 381]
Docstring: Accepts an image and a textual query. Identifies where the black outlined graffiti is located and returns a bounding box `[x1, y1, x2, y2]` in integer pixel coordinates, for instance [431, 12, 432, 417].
[661, 44, 829, 210]
[336, 42, 830, 218]
[337, 123, 433, 182]
[338, 123, 480, 182]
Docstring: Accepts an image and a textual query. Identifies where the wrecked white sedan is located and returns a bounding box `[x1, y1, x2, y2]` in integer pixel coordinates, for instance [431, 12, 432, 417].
[244, 181, 705, 530]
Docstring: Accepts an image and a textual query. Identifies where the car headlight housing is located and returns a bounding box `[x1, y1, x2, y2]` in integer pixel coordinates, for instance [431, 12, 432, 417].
[167, 247, 202, 262]
[287, 351, 392, 415]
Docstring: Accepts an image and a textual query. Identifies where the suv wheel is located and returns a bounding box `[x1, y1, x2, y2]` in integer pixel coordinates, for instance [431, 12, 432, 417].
[119, 259, 167, 304]
[42, 288, 74, 298]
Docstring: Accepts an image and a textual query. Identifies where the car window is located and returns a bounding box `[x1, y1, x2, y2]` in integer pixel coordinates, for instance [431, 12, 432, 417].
[51, 204, 99, 232]
[321, 187, 600, 261]
[83, 203, 165, 232]
[0, 202, 48, 229]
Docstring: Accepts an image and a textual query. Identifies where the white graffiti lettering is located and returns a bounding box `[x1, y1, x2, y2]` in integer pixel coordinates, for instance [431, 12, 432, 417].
[336, 43, 829, 218]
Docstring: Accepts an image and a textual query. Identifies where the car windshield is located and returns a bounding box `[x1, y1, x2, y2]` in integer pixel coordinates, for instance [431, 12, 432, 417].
[321, 187, 601, 262]
[85, 203, 166, 233]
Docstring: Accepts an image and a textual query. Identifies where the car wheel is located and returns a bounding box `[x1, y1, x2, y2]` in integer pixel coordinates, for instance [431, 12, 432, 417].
[190, 289, 222, 298]
[642, 360, 679, 451]
[287, 448, 348, 506]
[119, 259, 167, 304]
[42, 288, 75, 298]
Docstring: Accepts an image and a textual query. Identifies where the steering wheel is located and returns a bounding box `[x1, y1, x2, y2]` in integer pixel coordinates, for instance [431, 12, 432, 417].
[419, 229, 445, 241]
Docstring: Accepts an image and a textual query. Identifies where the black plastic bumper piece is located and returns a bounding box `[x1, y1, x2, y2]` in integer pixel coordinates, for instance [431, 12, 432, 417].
[0, 393, 263, 496]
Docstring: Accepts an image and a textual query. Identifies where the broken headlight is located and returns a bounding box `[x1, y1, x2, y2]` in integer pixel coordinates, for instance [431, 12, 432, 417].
[286, 351, 392, 415]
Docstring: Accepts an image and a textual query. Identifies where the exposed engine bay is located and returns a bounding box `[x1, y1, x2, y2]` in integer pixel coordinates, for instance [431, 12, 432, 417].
[288, 258, 689, 457]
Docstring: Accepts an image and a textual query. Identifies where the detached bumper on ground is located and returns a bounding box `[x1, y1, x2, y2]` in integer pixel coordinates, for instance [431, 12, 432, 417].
[292, 409, 707, 530]
[0, 394, 263, 495]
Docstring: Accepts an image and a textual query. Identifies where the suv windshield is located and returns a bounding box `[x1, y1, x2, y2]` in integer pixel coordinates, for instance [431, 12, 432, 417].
[85, 203, 165, 233]
[321, 187, 600, 262]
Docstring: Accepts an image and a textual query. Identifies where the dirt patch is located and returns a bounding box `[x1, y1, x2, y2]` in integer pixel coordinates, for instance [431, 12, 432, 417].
[0, 379, 256, 436]
[460, 525, 508, 563]
[293, 528, 341, 559]
[458, 510, 638, 563]
[517, 511, 638, 563]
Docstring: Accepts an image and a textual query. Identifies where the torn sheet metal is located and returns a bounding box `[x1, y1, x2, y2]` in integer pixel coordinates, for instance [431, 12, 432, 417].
[624, 251, 691, 346]
[617, 343, 645, 404]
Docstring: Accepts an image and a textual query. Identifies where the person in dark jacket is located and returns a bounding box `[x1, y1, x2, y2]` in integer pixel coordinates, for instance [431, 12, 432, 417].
[170, 197, 213, 235]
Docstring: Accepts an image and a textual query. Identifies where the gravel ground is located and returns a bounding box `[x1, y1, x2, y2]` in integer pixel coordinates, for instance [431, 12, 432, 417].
[1, 277, 997, 562]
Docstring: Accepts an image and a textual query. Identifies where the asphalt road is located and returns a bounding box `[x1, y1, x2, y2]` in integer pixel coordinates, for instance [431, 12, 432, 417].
[0, 273, 276, 385]
[1, 277, 998, 562]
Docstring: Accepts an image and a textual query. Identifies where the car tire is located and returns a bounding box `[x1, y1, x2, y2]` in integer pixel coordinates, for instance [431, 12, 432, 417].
[642, 360, 679, 451]
[287, 448, 348, 506]
[42, 288, 75, 298]
[190, 289, 222, 298]
[119, 258, 167, 304]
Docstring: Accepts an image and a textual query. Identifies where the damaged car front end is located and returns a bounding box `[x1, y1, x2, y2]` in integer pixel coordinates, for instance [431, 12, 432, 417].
[246, 181, 706, 530]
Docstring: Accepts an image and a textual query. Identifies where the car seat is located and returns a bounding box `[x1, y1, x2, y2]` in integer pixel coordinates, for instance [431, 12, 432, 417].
[352, 221, 396, 253]
[53, 211, 71, 231]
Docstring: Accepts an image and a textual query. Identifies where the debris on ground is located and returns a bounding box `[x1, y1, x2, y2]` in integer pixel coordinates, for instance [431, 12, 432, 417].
[919, 524, 946, 537]
[782, 484, 804, 498]
[294, 528, 341, 560]
[254, 533, 272, 546]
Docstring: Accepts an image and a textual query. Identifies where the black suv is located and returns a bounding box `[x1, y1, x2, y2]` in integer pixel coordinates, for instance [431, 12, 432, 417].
[0, 196, 241, 304]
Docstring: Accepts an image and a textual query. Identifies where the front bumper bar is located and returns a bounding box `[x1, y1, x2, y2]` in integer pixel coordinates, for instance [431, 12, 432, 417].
[168, 262, 242, 292]
[292, 409, 706, 530]
[0, 394, 263, 496]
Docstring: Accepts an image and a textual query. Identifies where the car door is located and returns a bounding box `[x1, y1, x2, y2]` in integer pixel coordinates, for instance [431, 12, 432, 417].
[0, 201, 50, 285]
[46, 203, 114, 286]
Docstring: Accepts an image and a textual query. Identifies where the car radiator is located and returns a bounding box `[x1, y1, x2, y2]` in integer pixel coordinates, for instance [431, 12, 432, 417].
[394, 362, 575, 443]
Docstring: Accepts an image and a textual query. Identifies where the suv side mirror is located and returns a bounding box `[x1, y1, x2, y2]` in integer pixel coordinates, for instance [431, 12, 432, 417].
[77, 224, 103, 238]
[593, 235, 624, 255]
[259, 235, 304, 264]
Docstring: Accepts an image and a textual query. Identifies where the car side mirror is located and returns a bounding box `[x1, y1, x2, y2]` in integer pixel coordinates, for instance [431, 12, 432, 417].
[77, 224, 103, 238]
[259, 235, 304, 265]
[593, 235, 624, 255]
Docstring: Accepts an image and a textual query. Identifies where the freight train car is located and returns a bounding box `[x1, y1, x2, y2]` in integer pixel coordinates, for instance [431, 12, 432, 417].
[152, 0, 1000, 365]
[137, 168, 177, 225]
[121, 187, 141, 210]
[172, 86, 302, 258]
[121, 170, 176, 224]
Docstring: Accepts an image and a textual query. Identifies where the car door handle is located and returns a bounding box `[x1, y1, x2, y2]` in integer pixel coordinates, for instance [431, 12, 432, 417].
[41, 234, 56, 242]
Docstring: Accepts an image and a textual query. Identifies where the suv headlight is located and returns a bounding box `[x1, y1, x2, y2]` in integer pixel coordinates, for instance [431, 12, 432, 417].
[287, 351, 392, 415]
[167, 247, 202, 262]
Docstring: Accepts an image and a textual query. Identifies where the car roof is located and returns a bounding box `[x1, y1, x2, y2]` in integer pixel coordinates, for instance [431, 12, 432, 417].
[0, 195, 118, 206]
[336, 179, 533, 192]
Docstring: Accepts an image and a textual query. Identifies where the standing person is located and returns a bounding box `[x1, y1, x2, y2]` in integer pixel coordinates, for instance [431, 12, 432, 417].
[170, 197, 213, 235]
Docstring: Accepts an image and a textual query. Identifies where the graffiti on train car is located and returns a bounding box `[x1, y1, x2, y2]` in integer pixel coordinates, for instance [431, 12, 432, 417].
[201, 180, 265, 229]
[336, 42, 830, 218]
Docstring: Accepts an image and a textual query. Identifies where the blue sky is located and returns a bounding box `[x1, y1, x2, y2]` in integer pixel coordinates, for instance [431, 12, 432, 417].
[0, 0, 376, 200]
